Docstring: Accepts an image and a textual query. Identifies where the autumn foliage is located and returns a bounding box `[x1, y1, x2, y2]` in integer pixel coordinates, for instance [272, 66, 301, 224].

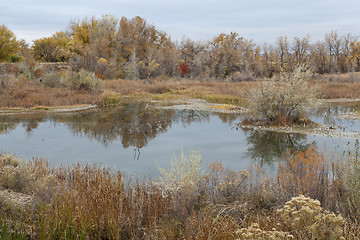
[1, 15, 360, 81]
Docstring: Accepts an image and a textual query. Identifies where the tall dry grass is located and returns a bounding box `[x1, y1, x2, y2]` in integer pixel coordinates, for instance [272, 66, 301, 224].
[1, 143, 360, 239]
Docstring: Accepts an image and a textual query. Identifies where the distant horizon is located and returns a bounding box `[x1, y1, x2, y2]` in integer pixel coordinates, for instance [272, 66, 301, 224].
[2, 0, 360, 46]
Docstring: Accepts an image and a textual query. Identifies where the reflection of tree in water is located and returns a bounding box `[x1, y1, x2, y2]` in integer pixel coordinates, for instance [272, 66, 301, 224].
[311, 102, 360, 127]
[213, 112, 240, 125]
[174, 110, 210, 127]
[61, 104, 211, 149]
[0, 114, 47, 135]
[0, 120, 19, 134]
[0, 104, 212, 149]
[243, 128, 311, 167]
[56, 104, 173, 148]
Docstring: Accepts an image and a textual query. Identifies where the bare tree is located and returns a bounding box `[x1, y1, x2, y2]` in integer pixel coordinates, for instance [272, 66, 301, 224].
[276, 36, 290, 70]
[293, 35, 311, 66]
[325, 31, 342, 73]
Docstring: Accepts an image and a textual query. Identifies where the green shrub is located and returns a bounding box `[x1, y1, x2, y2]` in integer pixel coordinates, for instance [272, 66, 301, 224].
[61, 69, 102, 91]
[9, 54, 21, 63]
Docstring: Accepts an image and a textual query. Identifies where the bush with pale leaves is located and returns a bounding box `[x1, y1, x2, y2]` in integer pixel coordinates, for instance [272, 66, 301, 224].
[155, 149, 204, 193]
[251, 64, 316, 124]
[277, 195, 345, 239]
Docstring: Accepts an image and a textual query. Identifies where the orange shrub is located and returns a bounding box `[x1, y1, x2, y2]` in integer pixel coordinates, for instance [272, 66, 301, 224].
[277, 145, 330, 204]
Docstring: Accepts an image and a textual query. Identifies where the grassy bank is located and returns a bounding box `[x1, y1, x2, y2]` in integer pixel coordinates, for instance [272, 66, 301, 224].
[1, 71, 360, 109]
[0, 143, 359, 239]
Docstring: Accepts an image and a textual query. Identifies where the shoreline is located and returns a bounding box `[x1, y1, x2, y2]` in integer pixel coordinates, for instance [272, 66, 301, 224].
[0, 104, 97, 115]
[0, 98, 359, 138]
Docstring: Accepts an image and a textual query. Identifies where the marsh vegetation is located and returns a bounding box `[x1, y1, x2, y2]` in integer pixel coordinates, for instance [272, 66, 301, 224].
[1, 14, 360, 239]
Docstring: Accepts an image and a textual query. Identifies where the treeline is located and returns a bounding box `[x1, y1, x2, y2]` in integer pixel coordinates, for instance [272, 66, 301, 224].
[1, 15, 360, 80]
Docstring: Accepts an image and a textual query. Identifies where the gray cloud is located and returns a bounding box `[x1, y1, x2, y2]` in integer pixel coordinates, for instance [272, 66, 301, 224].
[1, 0, 359, 45]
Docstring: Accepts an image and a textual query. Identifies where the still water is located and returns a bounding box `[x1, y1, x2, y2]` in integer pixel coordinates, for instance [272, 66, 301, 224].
[0, 102, 359, 177]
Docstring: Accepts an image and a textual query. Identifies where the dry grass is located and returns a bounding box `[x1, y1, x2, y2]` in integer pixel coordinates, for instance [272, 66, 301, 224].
[0, 75, 359, 109]
[1, 145, 360, 239]
[312, 72, 360, 99]
[0, 79, 101, 108]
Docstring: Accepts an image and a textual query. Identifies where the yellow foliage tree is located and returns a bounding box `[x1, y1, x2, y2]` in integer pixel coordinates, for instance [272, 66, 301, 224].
[33, 32, 72, 62]
[0, 25, 20, 62]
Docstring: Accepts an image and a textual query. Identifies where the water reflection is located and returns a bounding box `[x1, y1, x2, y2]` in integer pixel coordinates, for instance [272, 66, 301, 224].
[0, 114, 46, 135]
[311, 101, 360, 132]
[242, 128, 311, 167]
[0, 103, 213, 150]
[0, 101, 358, 175]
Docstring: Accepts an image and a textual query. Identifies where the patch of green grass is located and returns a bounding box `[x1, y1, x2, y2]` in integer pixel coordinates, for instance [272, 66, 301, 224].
[192, 92, 249, 107]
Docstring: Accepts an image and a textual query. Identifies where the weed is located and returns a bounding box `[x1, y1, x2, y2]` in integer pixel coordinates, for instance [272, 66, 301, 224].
[100, 90, 123, 107]
[155, 149, 204, 193]
[344, 139, 360, 221]
[61, 69, 102, 91]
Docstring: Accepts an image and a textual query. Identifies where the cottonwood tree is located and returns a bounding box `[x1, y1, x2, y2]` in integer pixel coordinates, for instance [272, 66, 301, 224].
[209, 32, 257, 79]
[310, 40, 328, 74]
[350, 40, 360, 71]
[276, 36, 290, 71]
[341, 33, 357, 72]
[262, 43, 278, 77]
[0, 25, 20, 62]
[33, 32, 72, 62]
[293, 35, 311, 66]
[325, 31, 342, 73]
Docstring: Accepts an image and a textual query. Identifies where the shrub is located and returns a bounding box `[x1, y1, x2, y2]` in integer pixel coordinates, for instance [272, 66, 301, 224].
[100, 90, 123, 107]
[0, 153, 55, 198]
[208, 162, 249, 203]
[61, 69, 102, 91]
[277, 195, 345, 239]
[9, 54, 21, 63]
[250, 64, 316, 124]
[236, 223, 293, 240]
[155, 149, 204, 193]
[16, 60, 44, 82]
[41, 72, 63, 88]
[277, 145, 330, 203]
[0, 74, 17, 89]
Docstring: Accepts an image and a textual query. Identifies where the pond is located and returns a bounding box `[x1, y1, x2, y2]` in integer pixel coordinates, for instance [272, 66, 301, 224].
[0, 101, 359, 177]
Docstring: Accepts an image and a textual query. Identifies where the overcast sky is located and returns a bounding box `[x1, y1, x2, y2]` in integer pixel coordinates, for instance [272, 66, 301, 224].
[1, 0, 360, 45]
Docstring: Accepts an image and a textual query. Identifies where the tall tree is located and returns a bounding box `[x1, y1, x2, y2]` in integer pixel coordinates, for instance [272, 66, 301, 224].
[0, 25, 20, 62]
[276, 36, 290, 71]
[292, 35, 311, 66]
[325, 31, 341, 73]
[33, 32, 72, 62]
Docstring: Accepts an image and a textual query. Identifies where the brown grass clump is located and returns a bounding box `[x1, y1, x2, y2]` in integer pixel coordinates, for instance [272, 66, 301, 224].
[39, 166, 171, 239]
